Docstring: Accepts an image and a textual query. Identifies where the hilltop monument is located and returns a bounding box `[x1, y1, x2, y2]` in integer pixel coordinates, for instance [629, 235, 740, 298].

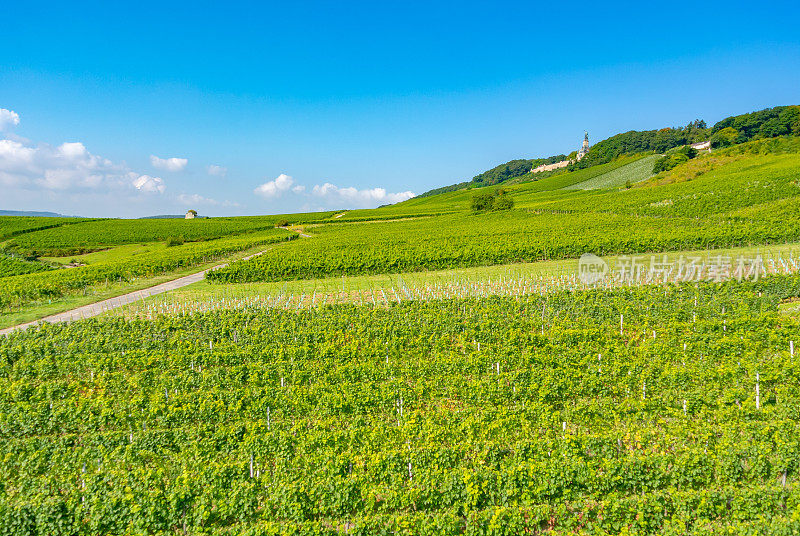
[577, 131, 589, 161]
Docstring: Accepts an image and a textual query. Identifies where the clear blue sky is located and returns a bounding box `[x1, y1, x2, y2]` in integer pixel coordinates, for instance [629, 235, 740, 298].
[2, 0, 799, 217]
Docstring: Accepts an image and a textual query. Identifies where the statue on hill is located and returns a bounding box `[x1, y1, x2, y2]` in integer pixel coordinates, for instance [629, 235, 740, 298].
[577, 131, 590, 161]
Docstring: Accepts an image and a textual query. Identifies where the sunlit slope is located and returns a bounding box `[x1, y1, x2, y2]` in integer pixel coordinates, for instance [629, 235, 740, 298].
[4, 212, 336, 256]
[359, 154, 652, 217]
[208, 138, 800, 283]
[564, 154, 660, 190]
[375, 137, 799, 218]
[0, 216, 97, 241]
[524, 140, 800, 218]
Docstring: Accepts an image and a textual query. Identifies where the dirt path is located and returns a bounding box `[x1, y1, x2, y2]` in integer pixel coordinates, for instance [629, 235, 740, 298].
[0, 238, 298, 337]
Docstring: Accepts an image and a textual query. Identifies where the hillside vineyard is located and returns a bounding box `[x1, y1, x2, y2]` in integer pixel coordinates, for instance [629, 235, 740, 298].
[2, 275, 800, 534]
[2, 106, 800, 534]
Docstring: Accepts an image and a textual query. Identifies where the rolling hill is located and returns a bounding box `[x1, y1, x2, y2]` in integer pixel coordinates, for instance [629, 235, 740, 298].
[421, 105, 800, 197]
[3, 105, 800, 535]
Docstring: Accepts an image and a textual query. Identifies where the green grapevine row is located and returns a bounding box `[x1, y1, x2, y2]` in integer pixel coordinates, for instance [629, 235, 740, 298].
[0, 255, 54, 278]
[0, 229, 296, 309]
[207, 210, 797, 284]
[0, 216, 97, 241]
[1, 275, 799, 533]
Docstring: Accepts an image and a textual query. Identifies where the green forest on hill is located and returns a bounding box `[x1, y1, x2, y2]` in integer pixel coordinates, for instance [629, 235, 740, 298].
[420, 105, 800, 196]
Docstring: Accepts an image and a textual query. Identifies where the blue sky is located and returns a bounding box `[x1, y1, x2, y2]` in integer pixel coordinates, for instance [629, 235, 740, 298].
[1, 0, 799, 217]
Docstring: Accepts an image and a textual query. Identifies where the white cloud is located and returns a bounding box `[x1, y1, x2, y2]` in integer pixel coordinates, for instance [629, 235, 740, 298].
[0, 134, 165, 194]
[0, 108, 20, 131]
[310, 182, 415, 207]
[0, 139, 36, 169]
[150, 154, 188, 172]
[207, 164, 227, 177]
[254, 173, 295, 198]
[252, 172, 415, 209]
[177, 193, 218, 205]
[59, 142, 88, 159]
[132, 175, 166, 193]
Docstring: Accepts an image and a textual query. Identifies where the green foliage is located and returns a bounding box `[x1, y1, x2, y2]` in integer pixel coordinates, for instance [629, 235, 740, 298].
[471, 159, 540, 186]
[205, 214, 791, 285]
[3, 109, 800, 535]
[0, 255, 54, 278]
[714, 135, 800, 157]
[471, 189, 514, 212]
[492, 193, 514, 211]
[711, 105, 800, 140]
[2, 275, 800, 533]
[535, 149, 800, 219]
[165, 235, 185, 247]
[419, 107, 798, 199]
[416, 181, 472, 198]
[571, 125, 704, 171]
[710, 126, 740, 148]
[653, 146, 697, 173]
[570, 106, 799, 171]
[422, 154, 568, 196]
[470, 192, 495, 212]
[208, 149, 800, 285]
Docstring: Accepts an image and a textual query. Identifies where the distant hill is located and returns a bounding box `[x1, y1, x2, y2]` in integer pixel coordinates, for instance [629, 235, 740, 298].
[0, 210, 78, 218]
[418, 154, 566, 198]
[420, 105, 800, 197]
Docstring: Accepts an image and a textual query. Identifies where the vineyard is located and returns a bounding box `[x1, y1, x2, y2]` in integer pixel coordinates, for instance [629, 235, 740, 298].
[118, 246, 800, 319]
[2, 274, 800, 534]
[530, 149, 800, 218]
[563, 155, 660, 190]
[4, 216, 315, 257]
[206, 211, 797, 285]
[1, 122, 800, 534]
[0, 229, 296, 310]
[205, 139, 800, 285]
[0, 255, 55, 278]
[0, 216, 96, 241]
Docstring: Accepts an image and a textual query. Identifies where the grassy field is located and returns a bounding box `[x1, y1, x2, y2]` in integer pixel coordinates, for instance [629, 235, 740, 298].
[0, 239, 289, 329]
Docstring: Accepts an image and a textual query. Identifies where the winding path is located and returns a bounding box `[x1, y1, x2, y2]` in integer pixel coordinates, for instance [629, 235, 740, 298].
[0, 230, 310, 337]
